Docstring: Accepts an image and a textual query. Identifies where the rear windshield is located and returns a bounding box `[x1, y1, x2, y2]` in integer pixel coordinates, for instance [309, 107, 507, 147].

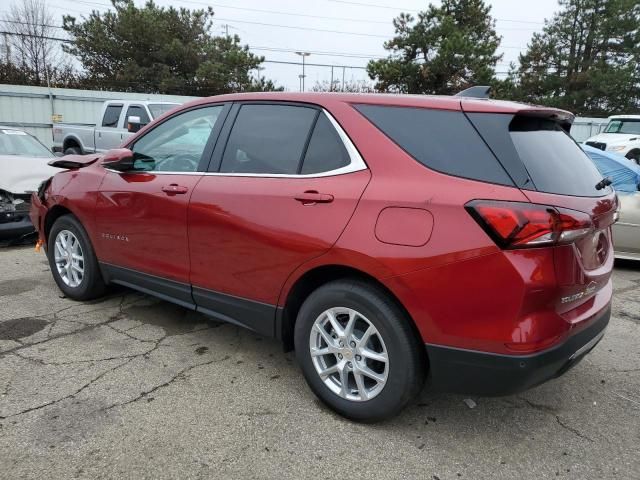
[508, 116, 611, 197]
[466, 113, 611, 197]
[354, 104, 514, 186]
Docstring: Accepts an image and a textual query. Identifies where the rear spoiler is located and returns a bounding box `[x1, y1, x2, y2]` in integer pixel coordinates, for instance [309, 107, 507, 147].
[460, 101, 575, 133]
[49, 154, 101, 169]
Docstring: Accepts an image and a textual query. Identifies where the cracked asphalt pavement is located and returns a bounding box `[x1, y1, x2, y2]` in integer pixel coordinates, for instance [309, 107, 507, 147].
[0, 246, 639, 480]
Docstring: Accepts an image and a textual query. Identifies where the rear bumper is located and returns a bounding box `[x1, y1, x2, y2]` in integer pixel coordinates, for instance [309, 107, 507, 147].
[426, 304, 610, 396]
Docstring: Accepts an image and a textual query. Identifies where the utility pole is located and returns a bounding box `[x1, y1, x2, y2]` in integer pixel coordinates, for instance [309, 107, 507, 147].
[295, 51, 310, 92]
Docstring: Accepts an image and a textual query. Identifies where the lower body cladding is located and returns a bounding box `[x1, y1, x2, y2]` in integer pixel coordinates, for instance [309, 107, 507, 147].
[100, 262, 610, 397]
[426, 304, 610, 395]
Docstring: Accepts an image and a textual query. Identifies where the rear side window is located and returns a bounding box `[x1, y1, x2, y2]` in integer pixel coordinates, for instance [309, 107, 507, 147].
[102, 105, 123, 128]
[300, 113, 350, 174]
[508, 116, 611, 197]
[220, 104, 317, 174]
[354, 104, 514, 186]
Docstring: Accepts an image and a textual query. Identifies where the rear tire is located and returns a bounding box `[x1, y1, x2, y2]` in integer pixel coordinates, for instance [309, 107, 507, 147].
[64, 146, 81, 155]
[294, 279, 426, 422]
[47, 214, 106, 301]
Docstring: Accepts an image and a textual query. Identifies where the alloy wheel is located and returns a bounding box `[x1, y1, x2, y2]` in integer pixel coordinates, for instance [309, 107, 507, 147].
[54, 229, 85, 288]
[309, 307, 389, 402]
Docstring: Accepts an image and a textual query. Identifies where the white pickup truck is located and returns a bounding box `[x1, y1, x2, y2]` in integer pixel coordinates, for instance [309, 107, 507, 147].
[585, 115, 640, 164]
[52, 100, 180, 155]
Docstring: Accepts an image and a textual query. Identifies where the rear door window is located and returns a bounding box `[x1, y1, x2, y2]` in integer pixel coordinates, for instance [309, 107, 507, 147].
[220, 104, 317, 174]
[300, 113, 350, 174]
[102, 105, 123, 128]
[354, 104, 514, 186]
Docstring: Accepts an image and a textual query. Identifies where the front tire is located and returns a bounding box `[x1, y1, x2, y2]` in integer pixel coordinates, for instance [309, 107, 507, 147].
[294, 279, 426, 422]
[47, 214, 106, 301]
[626, 150, 640, 165]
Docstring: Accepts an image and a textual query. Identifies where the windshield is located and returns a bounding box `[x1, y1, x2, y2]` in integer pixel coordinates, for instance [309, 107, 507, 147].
[0, 129, 53, 157]
[148, 103, 179, 119]
[604, 119, 640, 135]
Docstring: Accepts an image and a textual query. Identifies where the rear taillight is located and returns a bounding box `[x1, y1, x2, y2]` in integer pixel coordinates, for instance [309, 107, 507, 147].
[466, 200, 593, 249]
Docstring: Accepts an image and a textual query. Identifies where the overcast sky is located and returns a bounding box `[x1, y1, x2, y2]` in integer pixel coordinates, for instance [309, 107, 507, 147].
[2, 0, 561, 91]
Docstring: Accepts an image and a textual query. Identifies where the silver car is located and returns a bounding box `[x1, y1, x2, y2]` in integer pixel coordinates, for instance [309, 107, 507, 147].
[583, 145, 640, 260]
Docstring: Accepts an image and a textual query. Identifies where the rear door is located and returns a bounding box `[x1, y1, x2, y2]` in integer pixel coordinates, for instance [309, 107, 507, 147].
[95, 103, 125, 152]
[188, 102, 370, 334]
[465, 110, 617, 312]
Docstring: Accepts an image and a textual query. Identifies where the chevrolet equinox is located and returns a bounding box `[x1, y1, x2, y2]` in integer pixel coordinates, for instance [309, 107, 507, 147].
[31, 92, 616, 422]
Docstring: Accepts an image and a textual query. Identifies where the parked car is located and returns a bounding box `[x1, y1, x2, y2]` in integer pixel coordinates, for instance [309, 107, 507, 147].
[583, 145, 640, 261]
[32, 92, 616, 421]
[52, 100, 180, 155]
[0, 126, 59, 241]
[585, 115, 640, 164]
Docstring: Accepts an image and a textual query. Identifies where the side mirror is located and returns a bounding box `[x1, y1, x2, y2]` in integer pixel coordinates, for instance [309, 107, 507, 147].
[127, 115, 143, 133]
[102, 148, 135, 172]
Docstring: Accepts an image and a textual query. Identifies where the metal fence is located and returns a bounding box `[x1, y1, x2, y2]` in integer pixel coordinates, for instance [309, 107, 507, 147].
[0, 83, 611, 148]
[0, 84, 198, 148]
[570, 117, 609, 142]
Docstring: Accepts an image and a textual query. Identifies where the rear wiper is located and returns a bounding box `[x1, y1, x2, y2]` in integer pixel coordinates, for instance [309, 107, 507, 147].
[595, 177, 613, 190]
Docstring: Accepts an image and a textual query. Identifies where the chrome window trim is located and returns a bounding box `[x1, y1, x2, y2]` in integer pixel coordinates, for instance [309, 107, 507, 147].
[110, 108, 368, 178]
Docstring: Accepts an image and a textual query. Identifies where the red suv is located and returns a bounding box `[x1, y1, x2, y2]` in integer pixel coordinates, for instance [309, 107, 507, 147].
[31, 92, 616, 421]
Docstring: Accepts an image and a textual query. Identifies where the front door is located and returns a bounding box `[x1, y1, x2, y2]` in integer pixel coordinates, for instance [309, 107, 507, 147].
[188, 103, 370, 333]
[94, 105, 227, 301]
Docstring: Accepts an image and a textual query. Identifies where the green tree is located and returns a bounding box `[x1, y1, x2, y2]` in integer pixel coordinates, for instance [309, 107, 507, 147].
[513, 0, 640, 116]
[367, 0, 502, 94]
[62, 0, 280, 95]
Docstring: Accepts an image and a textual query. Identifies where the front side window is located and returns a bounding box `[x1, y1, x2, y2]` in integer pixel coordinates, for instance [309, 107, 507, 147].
[220, 104, 317, 174]
[131, 106, 223, 172]
[102, 105, 123, 128]
[125, 105, 150, 125]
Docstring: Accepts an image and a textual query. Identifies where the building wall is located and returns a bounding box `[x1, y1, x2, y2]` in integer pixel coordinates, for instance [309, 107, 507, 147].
[0, 84, 199, 148]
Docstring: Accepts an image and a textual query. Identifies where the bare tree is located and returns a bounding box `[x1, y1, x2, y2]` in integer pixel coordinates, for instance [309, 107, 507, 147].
[2, 0, 61, 85]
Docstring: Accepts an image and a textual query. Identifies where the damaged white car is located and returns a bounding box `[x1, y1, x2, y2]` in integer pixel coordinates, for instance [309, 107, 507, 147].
[0, 127, 59, 242]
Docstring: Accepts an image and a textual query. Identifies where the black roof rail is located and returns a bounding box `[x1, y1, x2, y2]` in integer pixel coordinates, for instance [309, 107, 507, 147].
[454, 86, 491, 99]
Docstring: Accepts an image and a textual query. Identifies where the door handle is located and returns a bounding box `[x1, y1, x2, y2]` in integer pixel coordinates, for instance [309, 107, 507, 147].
[294, 190, 334, 205]
[162, 184, 189, 195]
